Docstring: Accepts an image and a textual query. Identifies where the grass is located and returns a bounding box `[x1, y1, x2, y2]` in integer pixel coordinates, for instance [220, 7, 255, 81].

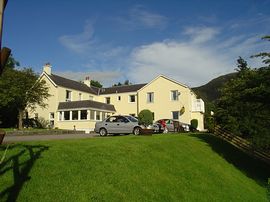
[0, 133, 269, 201]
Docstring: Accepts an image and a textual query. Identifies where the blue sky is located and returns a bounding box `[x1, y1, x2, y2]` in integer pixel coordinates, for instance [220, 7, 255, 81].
[2, 0, 270, 87]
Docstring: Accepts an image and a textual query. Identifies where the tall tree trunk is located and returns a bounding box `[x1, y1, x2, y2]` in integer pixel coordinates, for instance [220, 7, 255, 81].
[18, 109, 24, 130]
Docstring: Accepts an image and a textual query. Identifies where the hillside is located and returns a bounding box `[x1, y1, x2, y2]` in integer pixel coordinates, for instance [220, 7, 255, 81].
[192, 73, 237, 103]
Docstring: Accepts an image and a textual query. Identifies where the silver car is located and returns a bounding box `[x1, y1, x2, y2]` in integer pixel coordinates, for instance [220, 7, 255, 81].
[94, 115, 141, 136]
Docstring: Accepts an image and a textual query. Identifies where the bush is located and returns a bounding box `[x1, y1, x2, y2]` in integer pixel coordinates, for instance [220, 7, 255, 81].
[190, 119, 198, 132]
[138, 109, 153, 127]
[36, 117, 50, 129]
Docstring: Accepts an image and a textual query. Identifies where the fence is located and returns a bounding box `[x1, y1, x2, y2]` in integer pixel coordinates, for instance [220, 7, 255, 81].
[214, 126, 270, 165]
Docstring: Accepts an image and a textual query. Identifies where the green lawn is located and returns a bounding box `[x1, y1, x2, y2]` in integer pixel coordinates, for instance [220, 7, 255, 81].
[0, 134, 269, 201]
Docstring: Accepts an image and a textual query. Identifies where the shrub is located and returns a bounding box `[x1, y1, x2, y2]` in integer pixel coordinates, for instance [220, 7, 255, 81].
[190, 119, 198, 132]
[138, 109, 153, 127]
[36, 117, 50, 129]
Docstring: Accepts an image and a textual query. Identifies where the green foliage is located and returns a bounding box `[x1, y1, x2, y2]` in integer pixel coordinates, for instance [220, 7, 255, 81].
[113, 80, 132, 86]
[36, 117, 50, 129]
[190, 119, 198, 132]
[0, 57, 51, 128]
[138, 109, 153, 126]
[251, 36, 270, 67]
[216, 51, 270, 149]
[90, 80, 103, 88]
[190, 119, 198, 129]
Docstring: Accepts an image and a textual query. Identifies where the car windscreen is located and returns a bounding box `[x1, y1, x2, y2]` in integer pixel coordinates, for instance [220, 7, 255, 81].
[125, 116, 138, 123]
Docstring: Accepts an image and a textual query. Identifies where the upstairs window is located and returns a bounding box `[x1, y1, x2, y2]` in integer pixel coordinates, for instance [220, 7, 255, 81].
[129, 95, 136, 103]
[79, 93, 82, 101]
[171, 90, 179, 101]
[105, 97, 111, 104]
[118, 96, 121, 101]
[147, 92, 154, 103]
[89, 95, 93, 100]
[66, 90, 72, 102]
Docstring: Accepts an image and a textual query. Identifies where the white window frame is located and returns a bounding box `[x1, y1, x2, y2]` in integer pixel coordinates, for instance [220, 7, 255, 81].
[172, 111, 179, 120]
[171, 90, 179, 101]
[147, 92, 154, 103]
[66, 90, 72, 102]
[129, 95, 136, 103]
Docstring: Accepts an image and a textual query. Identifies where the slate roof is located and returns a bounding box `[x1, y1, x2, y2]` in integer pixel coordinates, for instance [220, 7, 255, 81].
[48, 74, 98, 95]
[47, 73, 146, 95]
[99, 84, 147, 94]
[58, 100, 116, 112]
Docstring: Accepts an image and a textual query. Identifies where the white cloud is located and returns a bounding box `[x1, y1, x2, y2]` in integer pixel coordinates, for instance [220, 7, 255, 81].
[115, 6, 168, 29]
[183, 26, 219, 44]
[59, 21, 95, 53]
[127, 27, 266, 87]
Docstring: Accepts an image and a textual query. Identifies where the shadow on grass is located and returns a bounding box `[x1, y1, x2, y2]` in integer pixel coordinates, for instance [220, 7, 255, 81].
[190, 133, 270, 187]
[0, 144, 49, 202]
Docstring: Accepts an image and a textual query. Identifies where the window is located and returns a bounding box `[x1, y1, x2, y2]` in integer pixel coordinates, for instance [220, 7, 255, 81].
[152, 112, 155, 120]
[49, 112, 54, 120]
[106, 116, 117, 122]
[89, 95, 93, 100]
[80, 110, 87, 120]
[147, 92, 154, 103]
[66, 90, 72, 101]
[79, 93, 82, 101]
[90, 110, 95, 120]
[96, 111, 101, 120]
[59, 112, 63, 121]
[105, 97, 111, 104]
[172, 111, 179, 120]
[102, 112, 106, 120]
[171, 90, 179, 101]
[64, 111, 70, 120]
[118, 96, 121, 101]
[129, 95, 136, 102]
[72, 111, 78, 120]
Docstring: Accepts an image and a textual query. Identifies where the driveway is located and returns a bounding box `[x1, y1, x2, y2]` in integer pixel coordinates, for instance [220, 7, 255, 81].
[3, 133, 98, 143]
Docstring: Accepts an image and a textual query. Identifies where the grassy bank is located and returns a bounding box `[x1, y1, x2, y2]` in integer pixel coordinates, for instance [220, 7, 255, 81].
[0, 134, 269, 201]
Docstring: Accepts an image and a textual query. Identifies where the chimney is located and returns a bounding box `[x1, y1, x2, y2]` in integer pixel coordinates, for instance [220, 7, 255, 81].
[83, 76, 91, 87]
[43, 63, 52, 75]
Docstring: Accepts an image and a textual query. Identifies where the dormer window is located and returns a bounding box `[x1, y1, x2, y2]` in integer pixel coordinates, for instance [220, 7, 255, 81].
[66, 90, 72, 102]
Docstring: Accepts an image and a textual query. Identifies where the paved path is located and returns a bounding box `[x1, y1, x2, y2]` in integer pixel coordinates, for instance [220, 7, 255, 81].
[3, 133, 99, 143]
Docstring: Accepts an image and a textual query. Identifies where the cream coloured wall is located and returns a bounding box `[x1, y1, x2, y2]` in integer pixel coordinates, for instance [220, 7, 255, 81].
[191, 112, 204, 131]
[138, 76, 192, 124]
[28, 74, 59, 127]
[99, 92, 138, 116]
[57, 86, 98, 102]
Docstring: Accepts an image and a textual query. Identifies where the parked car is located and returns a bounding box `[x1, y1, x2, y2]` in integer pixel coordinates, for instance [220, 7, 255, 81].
[155, 119, 190, 133]
[94, 115, 142, 136]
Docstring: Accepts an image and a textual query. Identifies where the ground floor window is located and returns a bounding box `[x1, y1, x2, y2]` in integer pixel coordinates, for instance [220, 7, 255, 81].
[90, 110, 95, 120]
[58, 110, 112, 121]
[172, 111, 179, 120]
[64, 111, 70, 120]
[80, 110, 87, 120]
[96, 111, 101, 121]
[72, 111, 78, 120]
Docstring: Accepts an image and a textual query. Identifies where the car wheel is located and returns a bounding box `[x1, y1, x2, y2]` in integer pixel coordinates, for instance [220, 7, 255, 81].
[133, 127, 141, 135]
[99, 128, 107, 136]
[163, 127, 168, 134]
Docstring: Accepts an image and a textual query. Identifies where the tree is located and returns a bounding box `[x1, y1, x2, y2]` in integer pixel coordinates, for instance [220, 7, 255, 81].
[251, 36, 270, 67]
[216, 37, 270, 149]
[0, 58, 50, 129]
[91, 80, 103, 88]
